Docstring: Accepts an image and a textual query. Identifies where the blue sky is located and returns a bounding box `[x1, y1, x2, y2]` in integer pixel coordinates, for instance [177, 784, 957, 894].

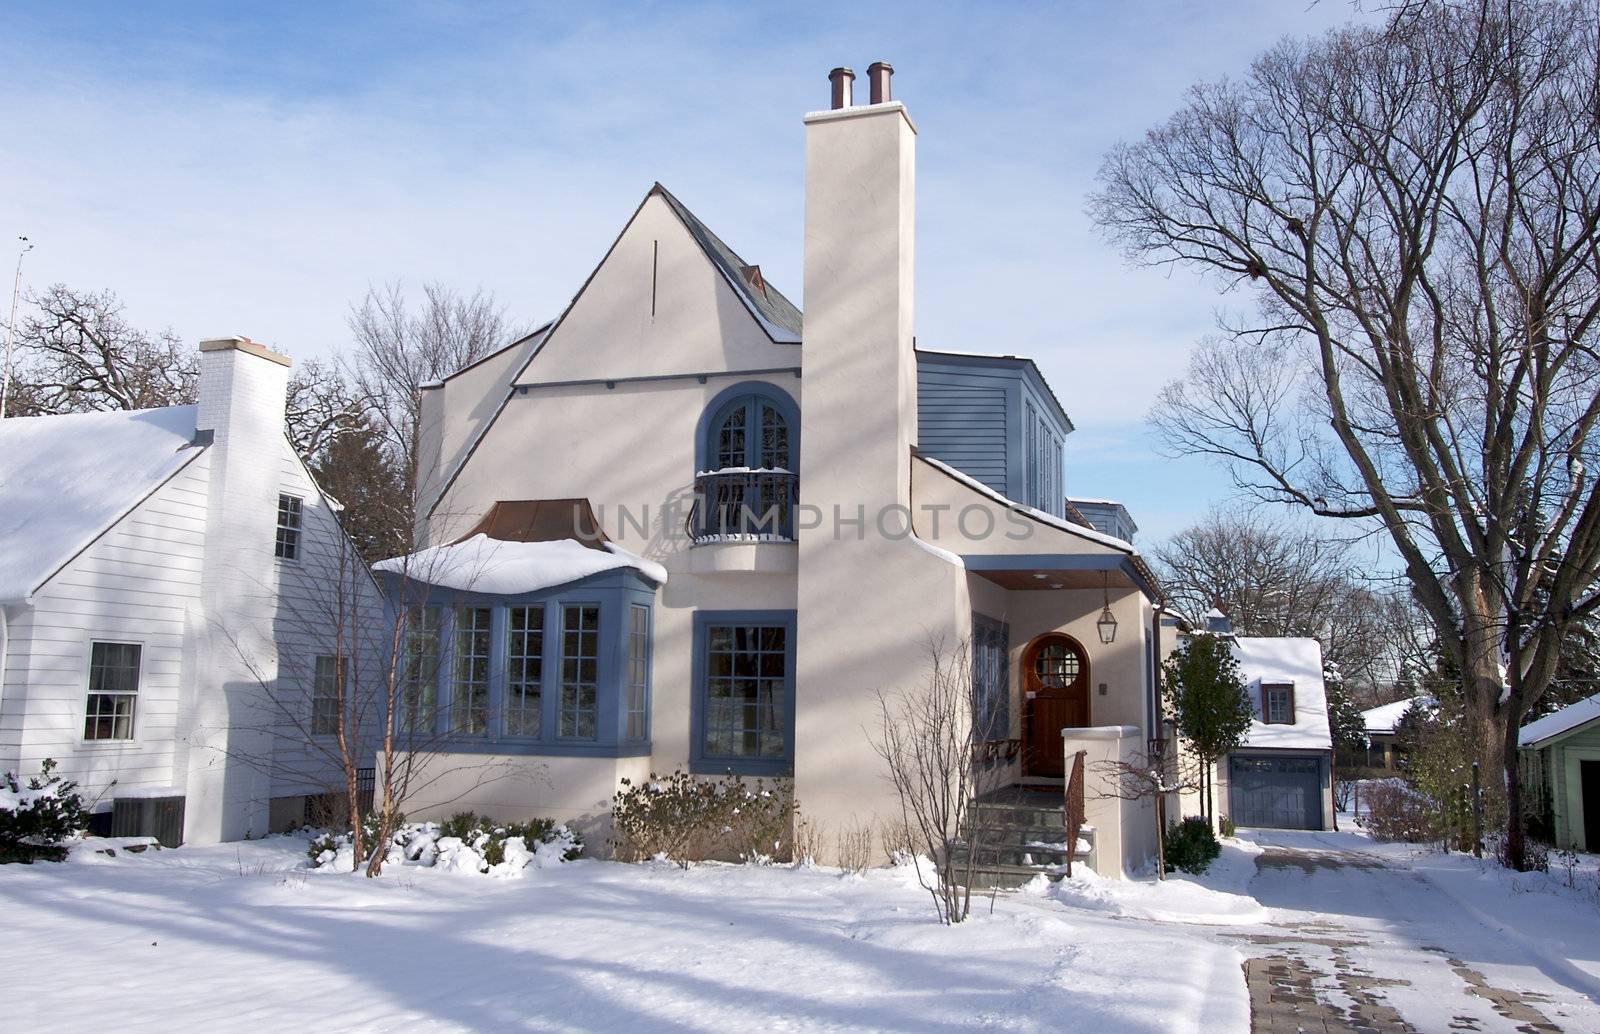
[0, 1, 1365, 544]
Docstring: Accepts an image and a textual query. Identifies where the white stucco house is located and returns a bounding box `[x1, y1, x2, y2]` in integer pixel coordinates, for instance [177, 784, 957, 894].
[0, 337, 372, 845]
[383, 63, 1171, 880]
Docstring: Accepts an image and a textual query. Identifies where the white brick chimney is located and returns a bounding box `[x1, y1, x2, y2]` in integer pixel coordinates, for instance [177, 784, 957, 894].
[182, 336, 291, 842]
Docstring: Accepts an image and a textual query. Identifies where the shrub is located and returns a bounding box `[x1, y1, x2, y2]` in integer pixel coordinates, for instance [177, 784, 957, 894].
[1164, 817, 1221, 874]
[611, 769, 795, 866]
[1218, 816, 1236, 839]
[1, 759, 89, 863]
[1357, 781, 1438, 842]
[309, 812, 581, 874]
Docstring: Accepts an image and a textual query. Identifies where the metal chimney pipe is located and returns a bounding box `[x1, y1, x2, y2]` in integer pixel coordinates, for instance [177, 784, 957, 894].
[828, 66, 854, 110]
[867, 61, 893, 104]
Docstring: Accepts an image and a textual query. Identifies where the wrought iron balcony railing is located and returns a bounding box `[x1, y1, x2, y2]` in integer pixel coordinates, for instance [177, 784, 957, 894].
[687, 468, 798, 543]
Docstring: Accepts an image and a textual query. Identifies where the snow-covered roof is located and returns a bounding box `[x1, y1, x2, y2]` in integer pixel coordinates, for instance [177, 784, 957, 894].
[1232, 637, 1332, 750]
[373, 534, 667, 595]
[1520, 693, 1600, 748]
[0, 405, 203, 604]
[1363, 696, 1434, 735]
[918, 455, 1135, 552]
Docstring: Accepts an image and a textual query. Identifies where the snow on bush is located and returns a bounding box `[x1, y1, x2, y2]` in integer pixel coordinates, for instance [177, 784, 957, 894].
[1, 759, 89, 863]
[308, 813, 581, 877]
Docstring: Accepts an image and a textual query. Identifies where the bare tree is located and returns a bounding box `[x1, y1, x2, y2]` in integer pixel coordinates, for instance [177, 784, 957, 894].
[870, 638, 1004, 924]
[285, 357, 368, 461]
[1091, 0, 1600, 868]
[1152, 508, 1398, 690]
[219, 521, 527, 876]
[17, 285, 196, 411]
[346, 282, 521, 530]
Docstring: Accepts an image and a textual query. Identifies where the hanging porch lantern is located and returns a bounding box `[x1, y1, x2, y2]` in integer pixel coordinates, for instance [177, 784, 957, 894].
[1097, 572, 1118, 644]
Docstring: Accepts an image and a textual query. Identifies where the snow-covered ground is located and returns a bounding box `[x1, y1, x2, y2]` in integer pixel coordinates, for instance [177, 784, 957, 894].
[1238, 824, 1600, 1032]
[6, 827, 1599, 1031]
[0, 837, 1246, 1033]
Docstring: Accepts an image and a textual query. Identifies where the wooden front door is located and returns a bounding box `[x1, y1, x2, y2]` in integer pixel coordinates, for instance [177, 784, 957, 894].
[1022, 634, 1090, 778]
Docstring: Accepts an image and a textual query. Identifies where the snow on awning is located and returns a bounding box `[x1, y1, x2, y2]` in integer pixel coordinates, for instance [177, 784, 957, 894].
[373, 535, 666, 595]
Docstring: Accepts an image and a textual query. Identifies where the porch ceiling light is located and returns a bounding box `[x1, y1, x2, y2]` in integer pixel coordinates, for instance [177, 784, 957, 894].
[1097, 572, 1118, 644]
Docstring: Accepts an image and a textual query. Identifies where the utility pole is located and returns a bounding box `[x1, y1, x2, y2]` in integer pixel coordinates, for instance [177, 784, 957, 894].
[0, 236, 34, 420]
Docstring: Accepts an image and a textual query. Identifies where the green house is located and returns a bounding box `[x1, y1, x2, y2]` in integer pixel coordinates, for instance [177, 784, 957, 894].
[1519, 694, 1600, 851]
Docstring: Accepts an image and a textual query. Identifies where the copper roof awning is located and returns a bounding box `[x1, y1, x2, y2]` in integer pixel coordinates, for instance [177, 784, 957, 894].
[451, 499, 609, 550]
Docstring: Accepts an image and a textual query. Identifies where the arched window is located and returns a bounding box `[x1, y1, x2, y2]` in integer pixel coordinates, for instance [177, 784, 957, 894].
[709, 394, 792, 472]
[693, 385, 799, 541]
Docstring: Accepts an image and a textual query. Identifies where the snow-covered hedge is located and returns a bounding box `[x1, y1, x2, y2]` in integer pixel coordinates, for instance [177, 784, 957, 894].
[309, 814, 582, 876]
[1, 759, 89, 863]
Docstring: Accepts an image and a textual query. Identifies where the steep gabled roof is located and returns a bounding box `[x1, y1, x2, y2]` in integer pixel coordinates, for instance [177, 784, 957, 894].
[652, 184, 802, 343]
[1520, 693, 1600, 748]
[0, 406, 205, 604]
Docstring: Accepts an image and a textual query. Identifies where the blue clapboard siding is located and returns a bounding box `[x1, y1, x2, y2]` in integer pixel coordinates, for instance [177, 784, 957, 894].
[916, 352, 1073, 513]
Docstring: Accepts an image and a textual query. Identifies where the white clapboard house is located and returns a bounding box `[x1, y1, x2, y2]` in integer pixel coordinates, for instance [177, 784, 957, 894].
[0, 337, 371, 844]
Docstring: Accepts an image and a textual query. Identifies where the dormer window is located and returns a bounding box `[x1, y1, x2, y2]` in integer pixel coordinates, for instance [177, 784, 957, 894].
[1263, 682, 1295, 725]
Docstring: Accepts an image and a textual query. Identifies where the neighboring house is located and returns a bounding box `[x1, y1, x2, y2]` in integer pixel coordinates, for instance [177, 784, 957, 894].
[1172, 613, 1335, 831]
[1361, 695, 1434, 770]
[1519, 694, 1600, 851]
[391, 65, 1170, 878]
[0, 338, 373, 844]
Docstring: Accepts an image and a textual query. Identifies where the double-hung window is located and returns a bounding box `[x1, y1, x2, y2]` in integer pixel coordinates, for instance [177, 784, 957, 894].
[311, 654, 343, 735]
[275, 494, 303, 560]
[559, 605, 600, 739]
[401, 608, 441, 735]
[505, 605, 544, 737]
[695, 613, 794, 774]
[452, 607, 492, 734]
[626, 604, 651, 741]
[84, 641, 140, 741]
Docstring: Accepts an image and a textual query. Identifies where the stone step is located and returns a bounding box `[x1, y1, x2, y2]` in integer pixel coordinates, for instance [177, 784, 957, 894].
[960, 842, 1088, 868]
[950, 861, 1076, 891]
[969, 803, 1067, 831]
[963, 821, 1094, 847]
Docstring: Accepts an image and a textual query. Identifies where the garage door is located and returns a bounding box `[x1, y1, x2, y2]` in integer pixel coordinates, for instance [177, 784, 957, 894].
[1229, 755, 1323, 829]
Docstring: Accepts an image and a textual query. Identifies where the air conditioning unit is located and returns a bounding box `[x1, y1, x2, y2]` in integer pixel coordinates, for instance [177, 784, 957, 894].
[110, 793, 186, 848]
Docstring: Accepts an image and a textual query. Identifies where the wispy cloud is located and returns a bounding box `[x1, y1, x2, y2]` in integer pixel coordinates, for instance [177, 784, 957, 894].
[0, 0, 1364, 541]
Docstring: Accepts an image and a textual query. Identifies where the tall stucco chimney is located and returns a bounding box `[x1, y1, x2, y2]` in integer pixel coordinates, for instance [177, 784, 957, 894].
[796, 70, 963, 860]
[801, 66, 917, 518]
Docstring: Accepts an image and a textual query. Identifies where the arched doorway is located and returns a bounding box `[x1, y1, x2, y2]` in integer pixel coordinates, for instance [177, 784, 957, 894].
[1021, 633, 1090, 778]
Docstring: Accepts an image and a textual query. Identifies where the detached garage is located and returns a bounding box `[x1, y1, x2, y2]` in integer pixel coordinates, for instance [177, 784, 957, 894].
[1518, 693, 1600, 851]
[1218, 635, 1336, 832]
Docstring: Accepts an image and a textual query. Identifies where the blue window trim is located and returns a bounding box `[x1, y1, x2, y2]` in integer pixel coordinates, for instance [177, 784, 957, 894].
[693, 380, 801, 475]
[689, 609, 797, 777]
[972, 613, 1010, 744]
[376, 566, 655, 758]
[626, 602, 652, 743]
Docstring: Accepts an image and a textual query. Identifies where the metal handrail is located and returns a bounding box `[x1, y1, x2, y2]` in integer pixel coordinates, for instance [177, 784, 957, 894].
[687, 469, 798, 542]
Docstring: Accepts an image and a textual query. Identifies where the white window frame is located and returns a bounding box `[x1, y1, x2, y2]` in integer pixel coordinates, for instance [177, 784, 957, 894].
[83, 639, 143, 742]
[275, 493, 303, 561]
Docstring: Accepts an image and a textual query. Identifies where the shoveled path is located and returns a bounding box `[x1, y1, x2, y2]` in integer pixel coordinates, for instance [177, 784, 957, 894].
[1230, 830, 1600, 1033]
